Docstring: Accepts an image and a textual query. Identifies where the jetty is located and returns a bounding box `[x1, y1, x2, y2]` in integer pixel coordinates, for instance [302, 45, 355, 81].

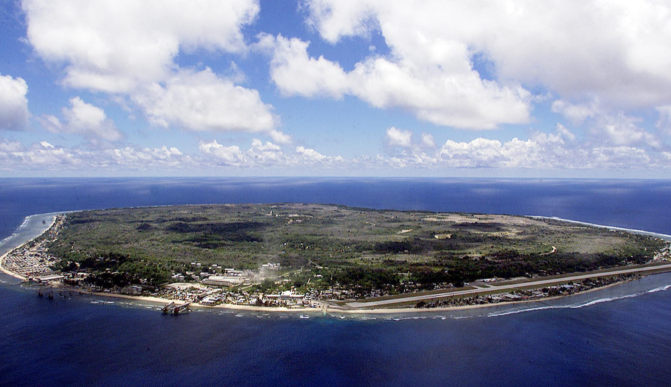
[162, 302, 191, 315]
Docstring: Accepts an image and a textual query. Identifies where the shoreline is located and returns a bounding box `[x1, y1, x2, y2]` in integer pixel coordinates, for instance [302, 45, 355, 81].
[0, 213, 60, 281]
[530, 215, 671, 241]
[64, 277, 641, 315]
[0, 252, 26, 281]
[1, 210, 670, 315]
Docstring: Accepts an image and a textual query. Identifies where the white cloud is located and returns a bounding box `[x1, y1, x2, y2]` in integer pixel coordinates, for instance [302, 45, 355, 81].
[553, 99, 660, 148]
[555, 123, 576, 142]
[551, 100, 599, 125]
[600, 116, 660, 148]
[132, 68, 278, 135]
[199, 139, 285, 167]
[106, 146, 188, 168]
[199, 140, 246, 167]
[268, 130, 292, 145]
[265, 35, 349, 99]
[421, 132, 436, 148]
[0, 129, 669, 173]
[265, 34, 530, 129]
[305, 1, 378, 44]
[439, 138, 508, 168]
[656, 106, 671, 135]
[0, 140, 193, 171]
[41, 97, 122, 141]
[386, 127, 412, 147]
[199, 138, 300, 167]
[22, 0, 283, 140]
[385, 128, 436, 150]
[22, 0, 259, 93]
[373, 125, 662, 170]
[247, 139, 284, 165]
[199, 139, 338, 167]
[379, 125, 584, 169]
[0, 139, 24, 152]
[304, 0, 671, 109]
[0, 141, 79, 169]
[0, 74, 30, 131]
[296, 145, 329, 162]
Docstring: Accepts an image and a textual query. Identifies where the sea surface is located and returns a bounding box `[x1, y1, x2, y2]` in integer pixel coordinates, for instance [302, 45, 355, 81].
[1, 178, 671, 387]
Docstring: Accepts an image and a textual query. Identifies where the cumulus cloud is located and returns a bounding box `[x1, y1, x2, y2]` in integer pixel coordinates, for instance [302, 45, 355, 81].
[199, 140, 246, 167]
[263, 35, 349, 99]
[22, 0, 283, 140]
[296, 145, 329, 162]
[369, 124, 668, 170]
[268, 129, 292, 145]
[656, 106, 671, 135]
[22, 0, 259, 93]
[304, 0, 671, 109]
[421, 132, 436, 148]
[0, 74, 30, 131]
[265, 34, 530, 129]
[41, 97, 123, 141]
[0, 139, 24, 152]
[199, 139, 338, 167]
[551, 100, 599, 125]
[0, 141, 79, 169]
[199, 139, 281, 167]
[599, 115, 661, 149]
[385, 128, 437, 151]
[553, 99, 660, 148]
[1, 129, 669, 173]
[132, 68, 279, 135]
[386, 127, 412, 147]
[0, 140, 193, 171]
[105, 146, 188, 168]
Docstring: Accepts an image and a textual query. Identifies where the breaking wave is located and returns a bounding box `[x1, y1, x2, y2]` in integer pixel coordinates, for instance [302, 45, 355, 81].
[487, 284, 671, 318]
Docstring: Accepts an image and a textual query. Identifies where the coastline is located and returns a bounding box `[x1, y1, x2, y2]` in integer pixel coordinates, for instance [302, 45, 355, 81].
[70, 277, 641, 315]
[530, 215, 671, 241]
[0, 252, 25, 281]
[1, 210, 670, 315]
[0, 213, 60, 281]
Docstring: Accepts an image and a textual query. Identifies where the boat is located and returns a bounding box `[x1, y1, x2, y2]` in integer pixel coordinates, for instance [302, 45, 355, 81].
[299, 315, 310, 319]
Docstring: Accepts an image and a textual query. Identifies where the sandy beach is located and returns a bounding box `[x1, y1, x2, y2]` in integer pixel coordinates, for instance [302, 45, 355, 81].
[70, 279, 637, 315]
[0, 252, 25, 280]
[0, 213, 61, 281]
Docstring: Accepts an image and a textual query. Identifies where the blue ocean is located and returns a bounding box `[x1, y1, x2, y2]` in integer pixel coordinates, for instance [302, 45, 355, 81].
[1, 178, 671, 387]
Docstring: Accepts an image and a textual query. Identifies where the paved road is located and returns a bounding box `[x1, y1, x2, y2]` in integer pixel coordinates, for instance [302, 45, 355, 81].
[346, 263, 671, 308]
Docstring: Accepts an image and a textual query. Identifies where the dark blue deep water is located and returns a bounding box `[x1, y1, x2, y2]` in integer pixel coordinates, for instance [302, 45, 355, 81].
[1, 178, 671, 387]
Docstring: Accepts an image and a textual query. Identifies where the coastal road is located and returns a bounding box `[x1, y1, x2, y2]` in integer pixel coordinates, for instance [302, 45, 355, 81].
[346, 263, 671, 308]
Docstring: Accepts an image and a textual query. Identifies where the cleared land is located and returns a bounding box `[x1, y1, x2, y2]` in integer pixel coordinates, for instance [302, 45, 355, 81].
[347, 262, 671, 308]
[46, 203, 667, 297]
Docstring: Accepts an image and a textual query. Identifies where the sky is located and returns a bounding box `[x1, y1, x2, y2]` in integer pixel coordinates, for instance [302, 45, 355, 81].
[1, 0, 671, 178]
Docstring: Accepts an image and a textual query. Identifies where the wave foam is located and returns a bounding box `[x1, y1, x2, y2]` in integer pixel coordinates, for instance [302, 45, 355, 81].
[647, 284, 671, 294]
[487, 285, 671, 317]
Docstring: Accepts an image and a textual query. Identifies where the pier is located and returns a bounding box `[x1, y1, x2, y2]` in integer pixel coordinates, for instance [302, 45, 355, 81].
[162, 302, 191, 315]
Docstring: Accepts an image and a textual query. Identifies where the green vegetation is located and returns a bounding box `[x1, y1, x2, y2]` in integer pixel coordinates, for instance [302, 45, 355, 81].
[47, 204, 666, 291]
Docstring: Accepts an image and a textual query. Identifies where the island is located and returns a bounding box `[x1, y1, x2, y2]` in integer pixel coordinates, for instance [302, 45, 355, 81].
[2, 203, 670, 313]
